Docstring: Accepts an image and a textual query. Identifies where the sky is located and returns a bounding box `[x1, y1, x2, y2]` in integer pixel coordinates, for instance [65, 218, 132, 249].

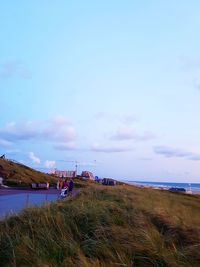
[1, 1, 200, 183]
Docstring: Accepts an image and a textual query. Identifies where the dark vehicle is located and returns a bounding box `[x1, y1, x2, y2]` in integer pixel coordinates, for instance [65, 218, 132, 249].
[102, 178, 116, 186]
[169, 187, 186, 193]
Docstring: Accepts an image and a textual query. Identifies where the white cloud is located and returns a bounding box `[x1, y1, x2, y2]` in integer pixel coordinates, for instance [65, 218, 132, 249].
[0, 116, 76, 149]
[44, 160, 56, 168]
[57, 127, 76, 142]
[154, 146, 200, 161]
[0, 121, 38, 141]
[111, 127, 136, 140]
[179, 55, 200, 71]
[42, 117, 76, 143]
[139, 131, 157, 141]
[28, 152, 41, 164]
[91, 142, 134, 153]
[110, 127, 156, 141]
[0, 138, 13, 148]
[51, 115, 71, 126]
[120, 114, 139, 124]
[94, 112, 138, 124]
[53, 142, 75, 150]
[78, 161, 97, 167]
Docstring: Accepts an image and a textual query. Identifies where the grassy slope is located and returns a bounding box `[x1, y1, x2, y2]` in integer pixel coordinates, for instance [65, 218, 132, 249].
[0, 158, 57, 186]
[0, 182, 200, 267]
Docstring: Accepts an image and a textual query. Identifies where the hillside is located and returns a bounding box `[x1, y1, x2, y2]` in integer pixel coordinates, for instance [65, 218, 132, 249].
[0, 158, 57, 186]
[0, 182, 200, 266]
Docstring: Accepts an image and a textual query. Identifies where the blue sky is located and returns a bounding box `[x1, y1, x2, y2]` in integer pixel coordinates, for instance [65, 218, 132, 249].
[1, 1, 200, 182]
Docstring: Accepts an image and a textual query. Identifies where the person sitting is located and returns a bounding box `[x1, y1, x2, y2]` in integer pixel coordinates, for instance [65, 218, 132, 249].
[62, 179, 69, 196]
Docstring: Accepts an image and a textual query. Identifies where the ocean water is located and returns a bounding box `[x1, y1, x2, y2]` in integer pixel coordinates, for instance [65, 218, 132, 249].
[126, 181, 200, 192]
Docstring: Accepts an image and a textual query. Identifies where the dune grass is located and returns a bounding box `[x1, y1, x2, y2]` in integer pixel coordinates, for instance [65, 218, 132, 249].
[0, 183, 200, 266]
[0, 158, 57, 186]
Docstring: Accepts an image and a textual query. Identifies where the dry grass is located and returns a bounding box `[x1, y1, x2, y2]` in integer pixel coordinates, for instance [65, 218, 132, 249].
[0, 158, 56, 186]
[0, 183, 200, 266]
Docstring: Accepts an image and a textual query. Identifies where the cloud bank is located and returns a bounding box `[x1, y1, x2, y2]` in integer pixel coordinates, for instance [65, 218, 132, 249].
[154, 146, 200, 161]
[110, 127, 156, 141]
[91, 143, 134, 153]
[0, 116, 76, 150]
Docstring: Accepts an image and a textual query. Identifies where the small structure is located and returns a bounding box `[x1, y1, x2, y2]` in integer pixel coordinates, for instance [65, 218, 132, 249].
[53, 170, 76, 178]
[31, 182, 49, 189]
[102, 178, 117, 186]
[81, 171, 94, 180]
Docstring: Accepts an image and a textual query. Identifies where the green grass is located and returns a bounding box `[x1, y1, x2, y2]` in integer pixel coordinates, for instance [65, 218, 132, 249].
[0, 183, 200, 266]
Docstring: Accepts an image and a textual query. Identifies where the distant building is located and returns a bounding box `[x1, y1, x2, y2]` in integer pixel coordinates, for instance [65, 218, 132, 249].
[52, 170, 76, 178]
[81, 171, 94, 180]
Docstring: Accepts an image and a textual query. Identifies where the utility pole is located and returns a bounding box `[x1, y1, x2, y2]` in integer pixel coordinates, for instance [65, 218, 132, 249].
[75, 161, 78, 175]
[58, 159, 79, 176]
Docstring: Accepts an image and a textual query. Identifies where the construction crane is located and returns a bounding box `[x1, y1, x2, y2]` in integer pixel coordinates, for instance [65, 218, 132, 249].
[57, 159, 97, 174]
[57, 159, 79, 173]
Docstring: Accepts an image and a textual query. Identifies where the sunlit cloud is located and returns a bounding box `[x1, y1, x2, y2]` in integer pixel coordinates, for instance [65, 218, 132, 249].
[28, 152, 41, 164]
[44, 160, 56, 168]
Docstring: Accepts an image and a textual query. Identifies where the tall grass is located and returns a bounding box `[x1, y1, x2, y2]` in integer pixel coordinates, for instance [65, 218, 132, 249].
[0, 183, 200, 266]
[0, 158, 57, 186]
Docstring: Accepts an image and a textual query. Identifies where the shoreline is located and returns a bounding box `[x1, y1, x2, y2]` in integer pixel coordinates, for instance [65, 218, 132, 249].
[123, 181, 200, 195]
[134, 184, 200, 195]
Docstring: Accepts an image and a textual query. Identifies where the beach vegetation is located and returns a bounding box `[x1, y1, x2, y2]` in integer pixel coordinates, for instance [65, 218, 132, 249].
[0, 182, 200, 266]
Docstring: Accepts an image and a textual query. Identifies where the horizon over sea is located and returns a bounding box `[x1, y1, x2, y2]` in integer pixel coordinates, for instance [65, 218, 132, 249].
[123, 180, 200, 193]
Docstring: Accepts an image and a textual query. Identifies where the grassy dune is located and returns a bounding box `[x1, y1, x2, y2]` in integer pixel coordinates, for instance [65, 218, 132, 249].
[0, 158, 56, 186]
[0, 182, 200, 266]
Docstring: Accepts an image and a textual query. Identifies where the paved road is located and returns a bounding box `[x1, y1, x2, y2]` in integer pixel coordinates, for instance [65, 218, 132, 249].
[0, 188, 81, 219]
[0, 187, 59, 196]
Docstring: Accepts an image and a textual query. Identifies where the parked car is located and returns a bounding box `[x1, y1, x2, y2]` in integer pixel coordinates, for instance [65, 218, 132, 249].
[169, 187, 186, 193]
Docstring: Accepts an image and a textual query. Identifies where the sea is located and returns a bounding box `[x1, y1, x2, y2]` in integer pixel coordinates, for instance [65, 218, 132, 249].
[125, 181, 200, 194]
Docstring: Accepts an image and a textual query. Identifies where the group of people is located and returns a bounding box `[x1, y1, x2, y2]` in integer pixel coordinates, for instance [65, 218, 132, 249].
[57, 178, 74, 198]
